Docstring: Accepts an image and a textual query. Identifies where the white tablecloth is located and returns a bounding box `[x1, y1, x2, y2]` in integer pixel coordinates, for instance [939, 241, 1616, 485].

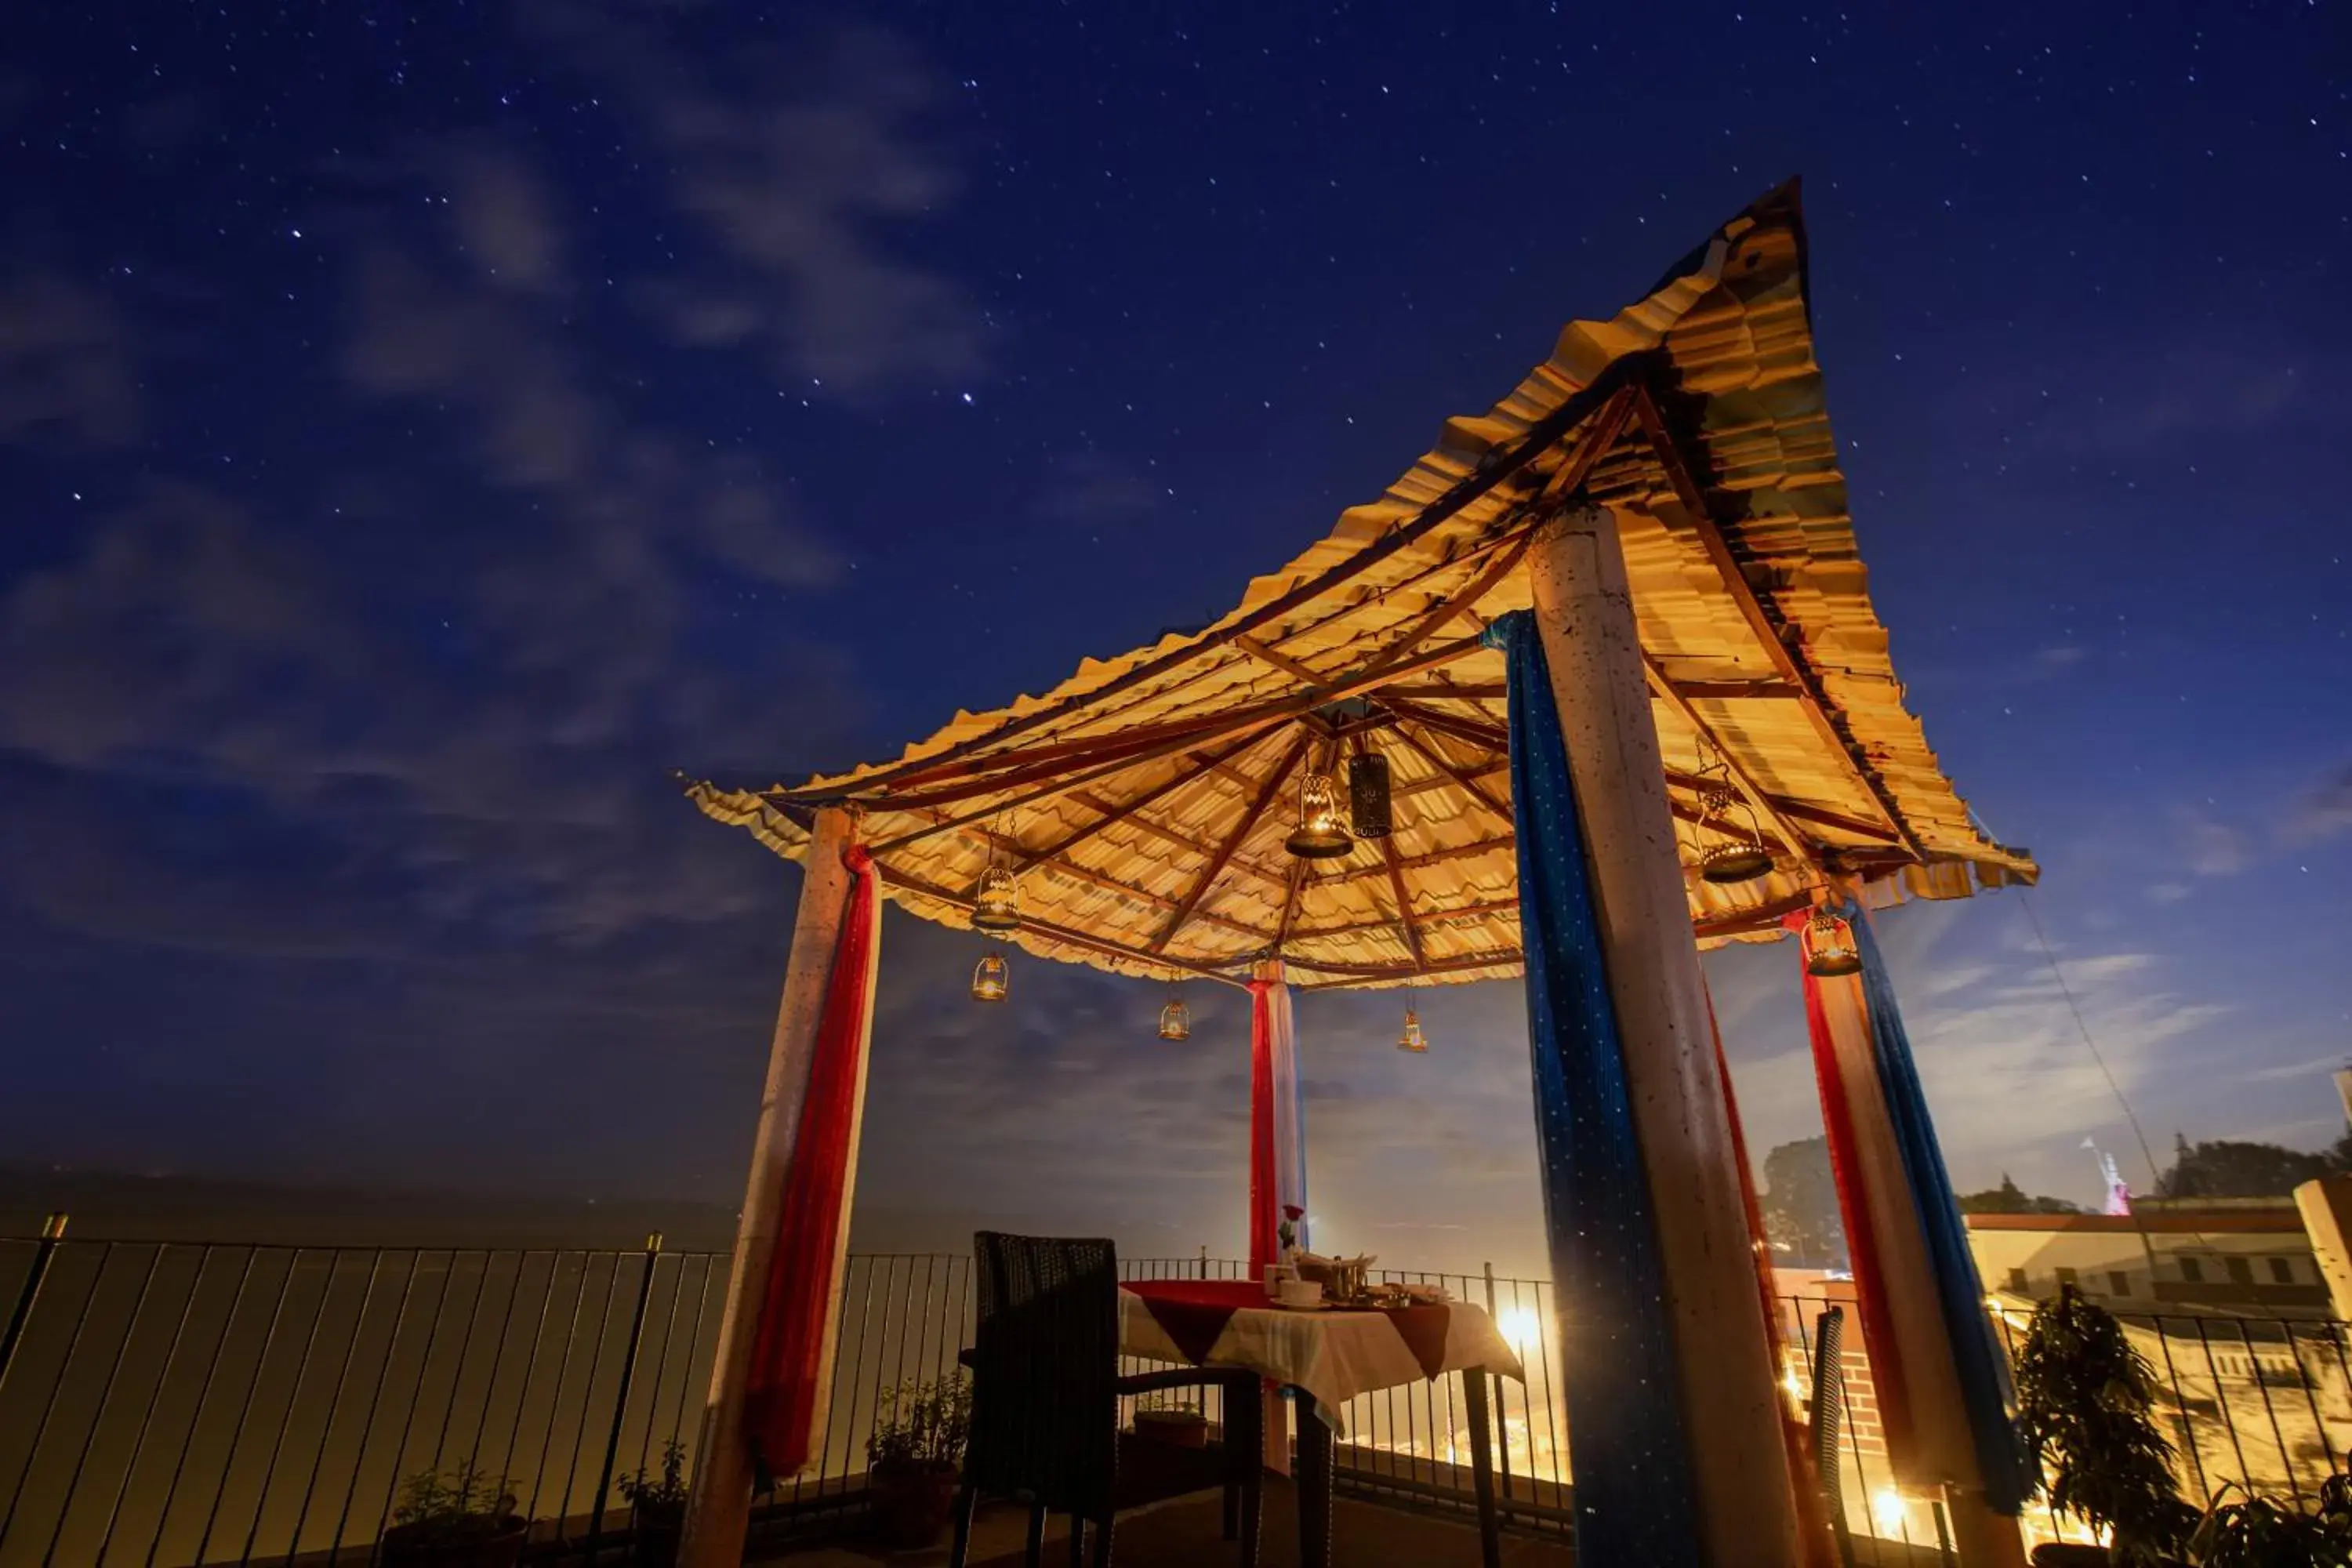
[1116, 1285, 1523, 1432]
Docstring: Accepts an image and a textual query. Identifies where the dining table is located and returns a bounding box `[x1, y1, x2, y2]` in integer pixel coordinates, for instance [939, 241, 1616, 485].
[1117, 1278, 1526, 1568]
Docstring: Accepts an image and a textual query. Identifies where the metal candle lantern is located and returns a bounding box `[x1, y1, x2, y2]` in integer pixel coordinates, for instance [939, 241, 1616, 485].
[1802, 907, 1863, 977]
[1397, 1007, 1428, 1053]
[1156, 992, 1191, 1041]
[1284, 771, 1353, 858]
[1695, 767, 1773, 886]
[971, 861, 1021, 932]
[970, 950, 1009, 1002]
[1348, 751, 1392, 838]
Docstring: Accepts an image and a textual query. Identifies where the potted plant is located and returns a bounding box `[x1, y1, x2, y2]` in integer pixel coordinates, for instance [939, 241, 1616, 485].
[866, 1370, 971, 1551]
[1132, 1391, 1207, 1449]
[618, 1438, 689, 1567]
[380, 1461, 528, 1568]
[2188, 1467, 2352, 1567]
[2014, 1286, 2197, 1567]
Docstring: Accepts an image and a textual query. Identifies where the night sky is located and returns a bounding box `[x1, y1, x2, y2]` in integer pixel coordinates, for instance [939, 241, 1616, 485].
[3, 2, 2347, 1272]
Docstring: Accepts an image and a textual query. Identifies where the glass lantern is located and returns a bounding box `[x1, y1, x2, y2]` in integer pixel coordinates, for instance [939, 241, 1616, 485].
[1697, 784, 1773, 885]
[1802, 908, 1863, 978]
[1285, 771, 1353, 859]
[971, 950, 1009, 1002]
[1156, 992, 1192, 1041]
[971, 861, 1021, 932]
[1397, 1007, 1428, 1053]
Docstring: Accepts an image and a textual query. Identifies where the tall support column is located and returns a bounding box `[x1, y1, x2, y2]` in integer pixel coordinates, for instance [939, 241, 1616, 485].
[1527, 503, 1802, 1568]
[680, 806, 859, 1568]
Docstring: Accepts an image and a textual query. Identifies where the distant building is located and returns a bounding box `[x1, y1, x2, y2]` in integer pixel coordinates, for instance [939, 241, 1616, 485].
[1965, 1200, 2331, 1317]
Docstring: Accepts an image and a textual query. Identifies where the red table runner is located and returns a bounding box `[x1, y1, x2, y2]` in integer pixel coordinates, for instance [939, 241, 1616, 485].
[1124, 1279, 1455, 1381]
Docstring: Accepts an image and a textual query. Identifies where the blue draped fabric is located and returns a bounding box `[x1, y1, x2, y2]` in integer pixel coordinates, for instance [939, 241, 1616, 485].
[1485, 611, 1704, 1568]
[1847, 900, 2031, 1513]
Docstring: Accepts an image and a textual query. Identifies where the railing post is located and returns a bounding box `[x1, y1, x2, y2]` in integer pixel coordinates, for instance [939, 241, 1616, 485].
[586, 1233, 664, 1566]
[0, 1212, 67, 1396]
[1199, 1244, 1208, 1281]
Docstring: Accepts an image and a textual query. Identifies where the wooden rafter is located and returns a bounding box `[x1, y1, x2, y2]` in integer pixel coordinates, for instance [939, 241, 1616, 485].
[865, 628, 1490, 829]
[1388, 720, 1511, 823]
[869, 856, 1251, 987]
[1630, 380, 1923, 857]
[1642, 653, 1817, 871]
[779, 369, 1641, 805]
[1013, 731, 1270, 873]
[1153, 731, 1310, 952]
[1064, 787, 1290, 891]
[1326, 833, 1514, 887]
[1292, 895, 1521, 941]
[1380, 696, 1508, 754]
[1357, 733, 1426, 971]
[942, 816, 1271, 946]
[1232, 633, 1328, 688]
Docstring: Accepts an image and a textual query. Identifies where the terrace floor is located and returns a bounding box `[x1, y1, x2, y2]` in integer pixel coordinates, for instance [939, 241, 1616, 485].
[760, 1479, 1579, 1567]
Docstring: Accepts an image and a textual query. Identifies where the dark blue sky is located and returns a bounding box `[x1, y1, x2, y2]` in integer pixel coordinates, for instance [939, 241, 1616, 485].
[2, 2, 2346, 1267]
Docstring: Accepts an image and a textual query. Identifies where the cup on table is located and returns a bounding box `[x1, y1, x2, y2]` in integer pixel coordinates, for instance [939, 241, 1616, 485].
[1278, 1279, 1323, 1309]
[1264, 1264, 1287, 1299]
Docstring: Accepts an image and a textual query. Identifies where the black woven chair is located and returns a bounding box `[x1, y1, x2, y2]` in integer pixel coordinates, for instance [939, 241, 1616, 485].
[947, 1232, 1261, 1568]
[1806, 1305, 1860, 1568]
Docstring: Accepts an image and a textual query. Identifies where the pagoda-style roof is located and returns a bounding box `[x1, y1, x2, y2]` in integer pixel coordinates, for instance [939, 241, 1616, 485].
[686, 183, 2034, 992]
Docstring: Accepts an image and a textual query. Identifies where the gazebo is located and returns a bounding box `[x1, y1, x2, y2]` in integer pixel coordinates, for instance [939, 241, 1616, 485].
[676, 183, 2038, 1568]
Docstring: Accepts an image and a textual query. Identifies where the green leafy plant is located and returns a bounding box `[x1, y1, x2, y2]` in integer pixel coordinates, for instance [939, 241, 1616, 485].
[619, 1438, 689, 1518]
[2188, 1470, 2352, 1567]
[866, 1371, 971, 1473]
[389, 1460, 521, 1543]
[2014, 1286, 2198, 1566]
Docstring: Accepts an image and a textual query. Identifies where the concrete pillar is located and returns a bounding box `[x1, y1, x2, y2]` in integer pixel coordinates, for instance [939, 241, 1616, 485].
[679, 806, 859, 1568]
[2296, 1175, 2352, 1323]
[1526, 503, 1802, 1568]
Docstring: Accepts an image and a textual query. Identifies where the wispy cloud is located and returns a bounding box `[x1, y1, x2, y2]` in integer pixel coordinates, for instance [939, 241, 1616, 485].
[527, 3, 984, 398]
[0, 271, 138, 445]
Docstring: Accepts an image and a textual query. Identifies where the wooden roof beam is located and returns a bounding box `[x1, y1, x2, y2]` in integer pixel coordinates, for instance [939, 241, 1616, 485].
[1357, 733, 1426, 971]
[1630, 380, 1923, 858]
[1153, 731, 1311, 952]
[911, 814, 1274, 946]
[871, 858, 1251, 988]
[1386, 720, 1512, 824]
[1642, 652, 1819, 871]
[783, 369, 1643, 803]
[1013, 731, 1273, 872]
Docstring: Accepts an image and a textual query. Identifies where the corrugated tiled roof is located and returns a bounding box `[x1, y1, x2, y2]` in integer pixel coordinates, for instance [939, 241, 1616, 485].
[686, 182, 2034, 991]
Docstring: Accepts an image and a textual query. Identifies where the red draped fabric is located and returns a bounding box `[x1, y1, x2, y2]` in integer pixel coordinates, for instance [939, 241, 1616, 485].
[1246, 978, 1279, 1280]
[1707, 988, 1838, 1568]
[744, 844, 880, 1480]
[1787, 909, 1918, 1477]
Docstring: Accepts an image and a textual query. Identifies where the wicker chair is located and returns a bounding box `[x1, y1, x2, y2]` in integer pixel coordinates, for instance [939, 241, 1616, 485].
[947, 1232, 1261, 1568]
[1806, 1305, 1859, 1568]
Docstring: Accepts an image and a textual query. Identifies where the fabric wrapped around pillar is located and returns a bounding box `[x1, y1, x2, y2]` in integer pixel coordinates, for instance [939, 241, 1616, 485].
[1486, 609, 1704, 1568]
[743, 845, 883, 1483]
[1791, 899, 2028, 1514]
[1247, 960, 1305, 1278]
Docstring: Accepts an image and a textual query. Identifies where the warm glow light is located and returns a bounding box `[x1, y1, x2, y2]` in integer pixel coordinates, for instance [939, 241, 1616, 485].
[1870, 1488, 1906, 1535]
[970, 951, 1008, 1002]
[1285, 771, 1353, 859]
[1497, 1305, 1542, 1353]
[1803, 907, 1863, 977]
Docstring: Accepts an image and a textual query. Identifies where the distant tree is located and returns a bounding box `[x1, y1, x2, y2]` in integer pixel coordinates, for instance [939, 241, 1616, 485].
[1955, 1174, 2082, 1215]
[1761, 1137, 1847, 1269]
[2154, 1133, 2333, 1199]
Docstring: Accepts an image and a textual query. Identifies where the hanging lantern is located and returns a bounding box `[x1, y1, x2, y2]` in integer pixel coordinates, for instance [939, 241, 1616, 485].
[1156, 991, 1192, 1042]
[1397, 1007, 1428, 1053]
[1348, 752, 1392, 839]
[1802, 908, 1863, 978]
[970, 950, 1009, 1002]
[971, 861, 1021, 932]
[1696, 780, 1773, 885]
[1285, 771, 1354, 859]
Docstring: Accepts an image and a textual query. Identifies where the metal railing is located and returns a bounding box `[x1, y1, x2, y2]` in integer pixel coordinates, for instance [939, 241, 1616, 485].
[9, 1227, 2350, 1565]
